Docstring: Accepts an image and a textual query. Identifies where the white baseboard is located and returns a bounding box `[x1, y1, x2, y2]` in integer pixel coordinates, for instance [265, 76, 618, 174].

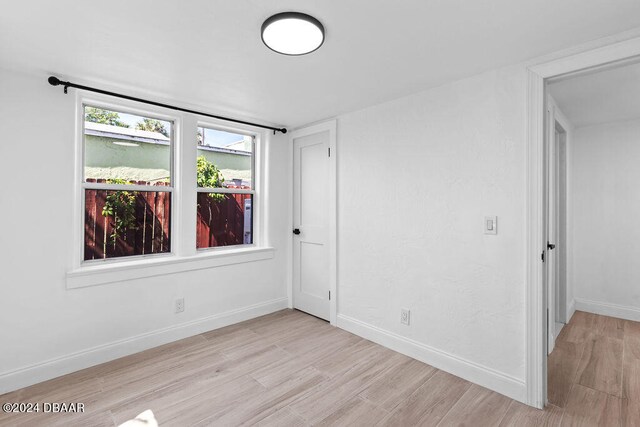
[555, 322, 564, 338]
[568, 299, 576, 322]
[575, 298, 640, 322]
[336, 314, 527, 404]
[0, 297, 288, 394]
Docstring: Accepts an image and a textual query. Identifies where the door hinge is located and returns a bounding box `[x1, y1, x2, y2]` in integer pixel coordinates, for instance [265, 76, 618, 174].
[541, 251, 545, 262]
[328, 147, 331, 157]
[329, 291, 331, 300]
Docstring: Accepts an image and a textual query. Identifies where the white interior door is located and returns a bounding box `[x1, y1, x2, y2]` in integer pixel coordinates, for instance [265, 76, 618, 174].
[546, 107, 558, 354]
[292, 129, 331, 320]
[557, 126, 568, 325]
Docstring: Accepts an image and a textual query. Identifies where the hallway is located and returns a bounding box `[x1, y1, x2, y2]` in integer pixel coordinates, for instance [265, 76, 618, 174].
[548, 311, 640, 425]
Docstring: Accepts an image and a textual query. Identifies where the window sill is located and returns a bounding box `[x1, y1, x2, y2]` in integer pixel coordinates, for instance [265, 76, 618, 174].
[66, 247, 275, 289]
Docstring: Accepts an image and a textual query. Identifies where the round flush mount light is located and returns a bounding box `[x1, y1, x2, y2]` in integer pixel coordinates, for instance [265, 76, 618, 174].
[261, 12, 325, 56]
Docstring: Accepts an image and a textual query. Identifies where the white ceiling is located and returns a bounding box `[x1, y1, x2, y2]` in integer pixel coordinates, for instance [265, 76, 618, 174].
[549, 60, 640, 128]
[3, 0, 640, 128]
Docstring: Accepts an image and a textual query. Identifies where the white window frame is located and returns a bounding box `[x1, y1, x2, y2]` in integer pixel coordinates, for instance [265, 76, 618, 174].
[196, 123, 258, 251]
[67, 92, 274, 289]
[80, 102, 176, 264]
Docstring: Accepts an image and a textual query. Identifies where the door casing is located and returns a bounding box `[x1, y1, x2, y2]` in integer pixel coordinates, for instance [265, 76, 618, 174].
[288, 120, 337, 325]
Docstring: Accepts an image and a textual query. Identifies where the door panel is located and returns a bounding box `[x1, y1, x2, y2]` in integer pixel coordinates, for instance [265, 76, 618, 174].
[293, 130, 330, 320]
[300, 242, 328, 299]
[300, 142, 327, 227]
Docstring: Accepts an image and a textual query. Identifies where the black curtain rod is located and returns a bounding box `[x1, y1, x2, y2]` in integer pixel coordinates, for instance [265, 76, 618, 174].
[47, 76, 287, 134]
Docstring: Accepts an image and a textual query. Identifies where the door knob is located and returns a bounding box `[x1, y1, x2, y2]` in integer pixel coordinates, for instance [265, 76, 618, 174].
[547, 242, 556, 250]
[293, 228, 301, 235]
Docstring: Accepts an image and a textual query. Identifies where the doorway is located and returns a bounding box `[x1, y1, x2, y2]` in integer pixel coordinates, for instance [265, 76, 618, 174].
[526, 36, 640, 409]
[543, 58, 640, 419]
[290, 121, 337, 323]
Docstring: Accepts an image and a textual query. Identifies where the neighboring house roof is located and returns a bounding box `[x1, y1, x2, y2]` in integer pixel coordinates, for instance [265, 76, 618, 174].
[85, 121, 251, 156]
[197, 144, 251, 156]
[84, 122, 252, 185]
[224, 140, 252, 152]
[85, 121, 170, 144]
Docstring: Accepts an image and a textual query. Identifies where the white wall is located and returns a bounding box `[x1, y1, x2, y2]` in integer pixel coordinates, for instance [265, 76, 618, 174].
[570, 117, 640, 320]
[0, 68, 290, 393]
[335, 65, 528, 400]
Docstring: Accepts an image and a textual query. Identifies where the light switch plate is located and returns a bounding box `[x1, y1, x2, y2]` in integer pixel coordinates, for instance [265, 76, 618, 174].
[484, 216, 497, 235]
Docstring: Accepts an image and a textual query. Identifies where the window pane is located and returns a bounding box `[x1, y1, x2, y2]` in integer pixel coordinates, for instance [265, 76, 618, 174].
[84, 187, 171, 260]
[84, 106, 172, 185]
[197, 193, 252, 248]
[197, 127, 253, 189]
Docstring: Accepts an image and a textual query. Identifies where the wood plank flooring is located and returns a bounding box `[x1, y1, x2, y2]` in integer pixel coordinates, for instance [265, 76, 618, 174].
[547, 311, 640, 426]
[1, 309, 639, 426]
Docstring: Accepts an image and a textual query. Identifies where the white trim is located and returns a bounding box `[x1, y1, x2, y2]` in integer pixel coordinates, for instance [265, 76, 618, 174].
[575, 298, 640, 323]
[548, 96, 573, 133]
[289, 120, 338, 325]
[255, 131, 266, 248]
[525, 35, 640, 409]
[526, 68, 547, 409]
[337, 314, 526, 404]
[555, 322, 565, 340]
[176, 113, 197, 257]
[286, 132, 294, 310]
[0, 297, 288, 394]
[529, 36, 640, 79]
[568, 299, 576, 322]
[83, 183, 174, 192]
[196, 187, 254, 195]
[67, 247, 275, 289]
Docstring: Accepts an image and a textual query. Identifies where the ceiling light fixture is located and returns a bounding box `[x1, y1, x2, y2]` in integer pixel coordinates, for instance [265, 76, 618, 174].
[261, 12, 324, 56]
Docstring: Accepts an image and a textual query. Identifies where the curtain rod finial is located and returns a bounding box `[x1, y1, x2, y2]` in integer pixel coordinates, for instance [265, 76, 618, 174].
[48, 76, 61, 86]
[280, 128, 288, 134]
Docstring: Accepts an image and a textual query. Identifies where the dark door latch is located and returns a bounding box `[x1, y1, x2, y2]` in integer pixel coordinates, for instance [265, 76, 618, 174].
[293, 228, 301, 235]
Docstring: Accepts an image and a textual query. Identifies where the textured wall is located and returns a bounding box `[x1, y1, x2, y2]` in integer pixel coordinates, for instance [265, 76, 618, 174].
[337, 65, 527, 381]
[0, 68, 289, 390]
[571, 118, 640, 311]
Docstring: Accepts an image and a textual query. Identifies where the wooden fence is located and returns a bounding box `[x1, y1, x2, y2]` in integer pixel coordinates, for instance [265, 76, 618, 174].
[196, 190, 252, 248]
[84, 179, 171, 260]
[84, 179, 251, 259]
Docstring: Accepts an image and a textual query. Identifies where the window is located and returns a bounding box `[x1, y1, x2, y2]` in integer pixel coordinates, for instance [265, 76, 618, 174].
[196, 126, 254, 248]
[82, 106, 173, 260]
[72, 97, 271, 281]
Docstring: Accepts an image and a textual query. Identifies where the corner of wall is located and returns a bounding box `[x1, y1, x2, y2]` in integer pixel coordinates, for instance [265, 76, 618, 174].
[336, 314, 527, 404]
[0, 297, 288, 394]
[568, 298, 576, 322]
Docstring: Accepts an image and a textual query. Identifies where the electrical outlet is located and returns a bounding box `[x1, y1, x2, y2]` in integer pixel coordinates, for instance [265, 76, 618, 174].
[175, 298, 185, 313]
[400, 308, 410, 326]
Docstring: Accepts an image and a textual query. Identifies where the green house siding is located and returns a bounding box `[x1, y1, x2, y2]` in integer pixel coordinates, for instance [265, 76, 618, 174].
[197, 148, 252, 182]
[85, 135, 251, 183]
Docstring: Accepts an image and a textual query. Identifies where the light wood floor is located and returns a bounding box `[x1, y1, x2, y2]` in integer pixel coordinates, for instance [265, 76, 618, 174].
[547, 311, 640, 426]
[1, 309, 638, 426]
